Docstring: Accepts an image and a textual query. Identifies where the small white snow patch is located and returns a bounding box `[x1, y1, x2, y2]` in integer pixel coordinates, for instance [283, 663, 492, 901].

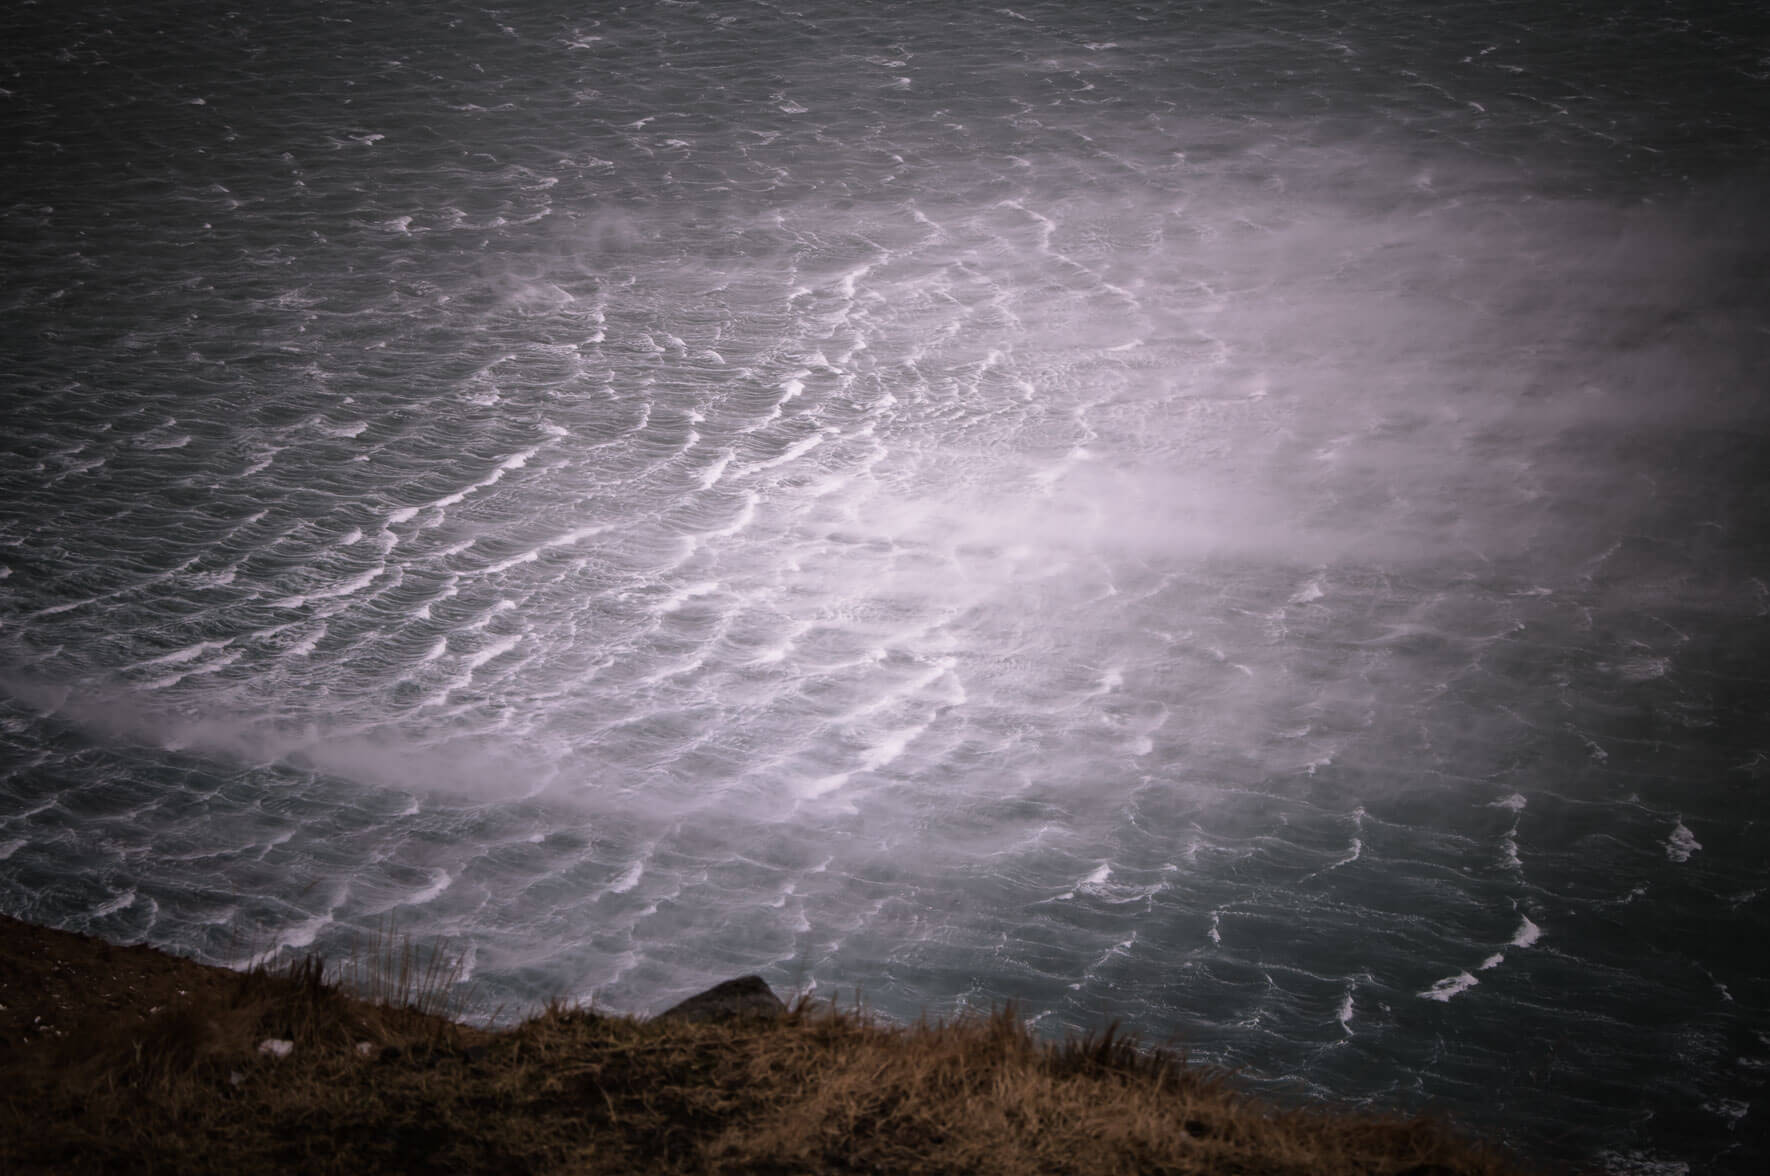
[258, 1038, 294, 1059]
[356, 1041, 376, 1057]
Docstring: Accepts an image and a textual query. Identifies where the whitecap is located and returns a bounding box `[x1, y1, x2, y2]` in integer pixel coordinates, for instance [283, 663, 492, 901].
[1616, 656, 1670, 682]
[1705, 1098, 1749, 1122]
[137, 639, 232, 668]
[1478, 953, 1505, 971]
[482, 549, 540, 575]
[1666, 819, 1701, 862]
[1510, 914, 1542, 947]
[858, 721, 928, 772]
[464, 633, 521, 670]
[1419, 971, 1479, 1001]
[797, 772, 850, 799]
[1593, 1153, 1690, 1175]
[429, 447, 539, 511]
[92, 889, 137, 918]
[272, 565, 382, 608]
[1325, 838, 1362, 871]
[658, 580, 721, 613]
[451, 941, 478, 986]
[1288, 575, 1326, 604]
[330, 564, 385, 595]
[142, 648, 243, 691]
[697, 450, 735, 489]
[480, 524, 603, 575]
[707, 490, 758, 538]
[258, 827, 297, 855]
[34, 597, 96, 616]
[273, 912, 334, 953]
[404, 869, 452, 907]
[748, 638, 794, 665]
[608, 859, 645, 894]
[741, 431, 827, 475]
[287, 628, 324, 657]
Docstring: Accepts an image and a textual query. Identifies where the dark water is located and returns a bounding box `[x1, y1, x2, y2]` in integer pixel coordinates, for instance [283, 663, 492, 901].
[4, 2, 1769, 1170]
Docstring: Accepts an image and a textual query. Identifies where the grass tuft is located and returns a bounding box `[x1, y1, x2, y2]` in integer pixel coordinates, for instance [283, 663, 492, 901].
[332, 920, 477, 1022]
[1, 916, 1538, 1175]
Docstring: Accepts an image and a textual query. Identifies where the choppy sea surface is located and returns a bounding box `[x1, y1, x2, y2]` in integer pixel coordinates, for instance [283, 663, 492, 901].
[4, 1, 1768, 1169]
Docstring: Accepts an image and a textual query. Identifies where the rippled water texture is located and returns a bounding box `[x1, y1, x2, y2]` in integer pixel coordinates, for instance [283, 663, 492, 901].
[4, 2, 1768, 1170]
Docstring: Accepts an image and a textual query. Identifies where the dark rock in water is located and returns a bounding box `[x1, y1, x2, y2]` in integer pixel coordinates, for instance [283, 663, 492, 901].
[656, 976, 785, 1023]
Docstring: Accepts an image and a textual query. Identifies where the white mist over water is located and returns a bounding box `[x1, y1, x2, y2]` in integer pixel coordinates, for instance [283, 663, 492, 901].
[9, 136, 1756, 952]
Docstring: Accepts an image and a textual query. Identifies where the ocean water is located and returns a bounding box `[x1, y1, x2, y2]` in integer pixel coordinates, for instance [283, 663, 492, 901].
[3, 1, 1768, 1169]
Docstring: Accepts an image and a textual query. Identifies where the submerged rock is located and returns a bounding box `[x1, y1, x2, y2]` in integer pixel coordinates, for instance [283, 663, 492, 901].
[656, 976, 785, 1024]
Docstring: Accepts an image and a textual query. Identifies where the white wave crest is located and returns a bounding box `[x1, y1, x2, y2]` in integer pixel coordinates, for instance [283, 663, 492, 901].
[1419, 971, 1479, 1002]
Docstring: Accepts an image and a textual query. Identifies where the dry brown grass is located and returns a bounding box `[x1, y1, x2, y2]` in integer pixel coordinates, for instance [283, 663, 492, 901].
[0, 918, 1537, 1175]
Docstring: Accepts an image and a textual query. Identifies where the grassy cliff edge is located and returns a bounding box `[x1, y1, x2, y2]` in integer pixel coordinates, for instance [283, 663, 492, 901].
[0, 915, 1536, 1174]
